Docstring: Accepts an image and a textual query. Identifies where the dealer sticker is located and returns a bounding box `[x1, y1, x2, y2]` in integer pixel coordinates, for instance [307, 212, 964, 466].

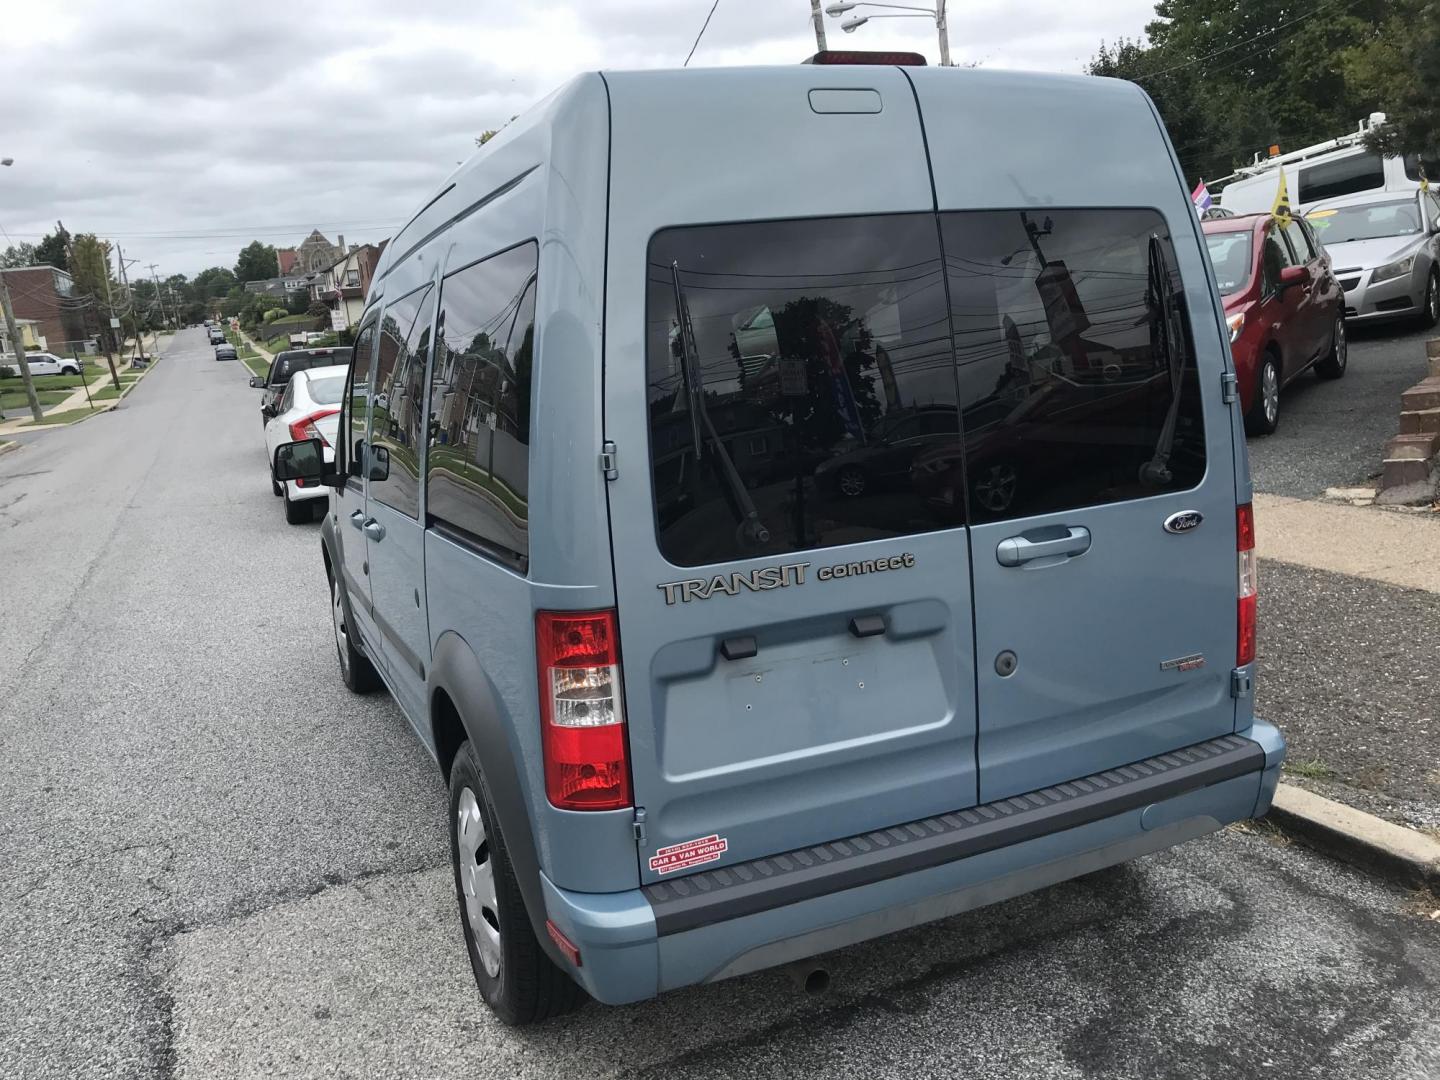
[648, 834, 728, 875]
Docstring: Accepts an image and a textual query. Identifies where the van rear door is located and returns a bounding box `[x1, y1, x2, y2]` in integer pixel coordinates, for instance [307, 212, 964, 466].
[601, 67, 979, 882]
[908, 69, 1241, 802]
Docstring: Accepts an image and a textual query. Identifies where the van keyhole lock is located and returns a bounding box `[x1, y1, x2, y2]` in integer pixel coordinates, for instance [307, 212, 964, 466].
[995, 650, 1018, 677]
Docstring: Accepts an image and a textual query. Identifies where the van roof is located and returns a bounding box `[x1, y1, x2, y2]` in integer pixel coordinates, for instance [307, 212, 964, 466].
[374, 64, 1148, 289]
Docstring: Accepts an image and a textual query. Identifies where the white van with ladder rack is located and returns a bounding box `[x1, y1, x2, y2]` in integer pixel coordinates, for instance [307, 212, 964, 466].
[1215, 112, 1437, 215]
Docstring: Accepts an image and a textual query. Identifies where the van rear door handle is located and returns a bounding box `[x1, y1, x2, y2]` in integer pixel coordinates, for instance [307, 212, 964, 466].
[362, 519, 386, 541]
[349, 510, 364, 530]
[996, 526, 1091, 567]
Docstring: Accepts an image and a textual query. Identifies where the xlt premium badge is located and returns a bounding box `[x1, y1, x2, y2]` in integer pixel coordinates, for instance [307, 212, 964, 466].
[658, 553, 916, 605]
[1160, 653, 1206, 673]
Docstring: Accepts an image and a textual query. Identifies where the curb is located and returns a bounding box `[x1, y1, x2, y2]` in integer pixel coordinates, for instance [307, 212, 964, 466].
[1265, 783, 1440, 889]
[0, 439, 18, 457]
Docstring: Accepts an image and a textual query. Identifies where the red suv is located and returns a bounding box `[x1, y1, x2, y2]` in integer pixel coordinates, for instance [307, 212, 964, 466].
[1202, 213, 1346, 434]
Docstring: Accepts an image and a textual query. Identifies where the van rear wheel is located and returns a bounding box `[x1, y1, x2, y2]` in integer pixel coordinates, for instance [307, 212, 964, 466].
[448, 742, 585, 1025]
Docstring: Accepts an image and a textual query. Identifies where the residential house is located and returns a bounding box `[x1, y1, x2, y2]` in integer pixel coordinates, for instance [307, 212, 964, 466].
[276, 248, 299, 276]
[0, 265, 90, 351]
[311, 241, 385, 331]
[244, 274, 310, 299]
[293, 230, 344, 274]
[0, 317, 42, 354]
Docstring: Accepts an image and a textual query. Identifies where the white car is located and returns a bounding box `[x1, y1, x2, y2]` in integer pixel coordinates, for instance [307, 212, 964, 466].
[1, 352, 83, 377]
[263, 364, 348, 524]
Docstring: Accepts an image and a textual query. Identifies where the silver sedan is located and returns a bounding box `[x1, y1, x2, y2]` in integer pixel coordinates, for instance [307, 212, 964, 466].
[1305, 188, 1440, 326]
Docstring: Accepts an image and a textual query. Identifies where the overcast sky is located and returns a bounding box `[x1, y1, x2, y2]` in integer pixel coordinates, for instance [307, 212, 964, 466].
[2, 0, 1156, 277]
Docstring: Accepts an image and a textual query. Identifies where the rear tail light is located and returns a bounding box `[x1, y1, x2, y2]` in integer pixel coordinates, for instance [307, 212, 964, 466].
[536, 610, 631, 811]
[1236, 503, 1257, 666]
[287, 407, 340, 447]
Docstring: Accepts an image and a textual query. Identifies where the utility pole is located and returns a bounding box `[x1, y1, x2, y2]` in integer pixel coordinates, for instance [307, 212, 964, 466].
[810, 0, 828, 51]
[0, 270, 44, 422]
[936, 0, 950, 67]
[146, 263, 171, 330]
[115, 243, 146, 363]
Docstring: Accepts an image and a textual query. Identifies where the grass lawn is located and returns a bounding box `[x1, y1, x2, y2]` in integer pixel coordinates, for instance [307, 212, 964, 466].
[241, 352, 269, 379]
[19, 405, 107, 428]
[91, 385, 123, 401]
[1, 388, 69, 411]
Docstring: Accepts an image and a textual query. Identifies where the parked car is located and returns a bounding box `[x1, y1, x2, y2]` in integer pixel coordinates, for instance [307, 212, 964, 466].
[1, 351, 83, 377]
[213, 342, 237, 361]
[264, 365, 347, 524]
[248, 347, 353, 426]
[1202, 212, 1346, 434]
[271, 61, 1283, 1025]
[208, 329, 225, 345]
[1304, 188, 1440, 327]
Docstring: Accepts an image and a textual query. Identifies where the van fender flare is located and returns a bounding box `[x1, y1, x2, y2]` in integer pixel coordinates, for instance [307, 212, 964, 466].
[427, 631, 550, 941]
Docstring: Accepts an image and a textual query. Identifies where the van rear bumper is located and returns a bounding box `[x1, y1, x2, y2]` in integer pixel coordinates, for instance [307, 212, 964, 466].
[539, 720, 1285, 1005]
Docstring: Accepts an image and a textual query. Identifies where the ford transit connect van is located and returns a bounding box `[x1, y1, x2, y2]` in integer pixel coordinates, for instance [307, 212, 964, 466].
[273, 60, 1285, 1026]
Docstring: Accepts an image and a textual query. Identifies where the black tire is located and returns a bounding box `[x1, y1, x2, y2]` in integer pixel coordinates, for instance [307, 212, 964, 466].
[1315, 315, 1347, 380]
[448, 742, 585, 1025]
[1421, 269, 1439, 329]
[1245, 353, 1281, 436]
[329, 572, 380, 693]
[283, 487, 313, 525]
[271, 471, 283, 497]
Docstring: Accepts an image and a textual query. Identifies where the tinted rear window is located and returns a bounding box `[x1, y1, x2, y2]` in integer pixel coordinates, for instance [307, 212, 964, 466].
[1297, 153, 1385, 204]
[646, 213, 960, 567]
[940, 208, 1205, 524]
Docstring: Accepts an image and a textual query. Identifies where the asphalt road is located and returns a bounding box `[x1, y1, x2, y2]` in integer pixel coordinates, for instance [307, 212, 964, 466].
[2, 328, 1438, 1080]
[1248, 320, 1437, 498]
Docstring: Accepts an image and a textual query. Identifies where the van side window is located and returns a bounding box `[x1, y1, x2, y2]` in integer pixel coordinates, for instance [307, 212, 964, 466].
[344, 324, 376, 481]
[940, 208, 1206, 524]
[646, 214, 960, 567]
[425, 242, 538, 565]
[1297, 153, 1385, 204]
[368, 284, 435, 519]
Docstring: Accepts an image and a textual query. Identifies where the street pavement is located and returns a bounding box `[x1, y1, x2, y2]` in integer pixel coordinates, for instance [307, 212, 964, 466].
[1247, 320, 1437, 498]
[2, 328, 1438, 1080]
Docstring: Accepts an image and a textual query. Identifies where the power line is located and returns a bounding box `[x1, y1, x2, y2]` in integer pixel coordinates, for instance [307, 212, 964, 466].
[1137, 0, 1365, 82]
[684, 0, 722, 67]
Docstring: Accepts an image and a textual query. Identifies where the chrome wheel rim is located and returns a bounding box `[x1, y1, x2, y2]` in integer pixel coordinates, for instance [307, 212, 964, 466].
[457, 788, 502, 978]
[975, 464, 1018, 512]
[1335, 319, 1347, 370]
[1429, 276, 1438, 322]
[331, 579, 350, 679]
[838, 469, 865, 497]
[1262, 364, 1279, 424]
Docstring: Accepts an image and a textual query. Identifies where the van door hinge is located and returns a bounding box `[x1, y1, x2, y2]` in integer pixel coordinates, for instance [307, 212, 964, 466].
[1231, 667, 1253, 699]
[600, 440, 618, 481]
[1221, 372, 1238, 404]
[632, 807, 647, 843]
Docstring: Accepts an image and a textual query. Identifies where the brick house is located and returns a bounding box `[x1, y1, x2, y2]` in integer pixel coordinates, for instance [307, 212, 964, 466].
[312, 241, 386, 330]
[0, 266, 90, 351]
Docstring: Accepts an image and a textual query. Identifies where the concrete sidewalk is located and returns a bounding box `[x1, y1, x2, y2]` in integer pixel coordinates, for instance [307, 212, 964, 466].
[1255, 492, 1440, 592]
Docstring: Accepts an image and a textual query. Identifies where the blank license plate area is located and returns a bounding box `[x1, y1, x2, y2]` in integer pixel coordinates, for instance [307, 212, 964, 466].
[659, 635, 950, 779]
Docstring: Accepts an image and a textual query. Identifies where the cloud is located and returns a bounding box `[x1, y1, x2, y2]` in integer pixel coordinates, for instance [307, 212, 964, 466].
[2, 0, 1154, 275]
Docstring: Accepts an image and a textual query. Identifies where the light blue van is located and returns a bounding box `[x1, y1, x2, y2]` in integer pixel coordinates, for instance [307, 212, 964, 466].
[273, 56, 1284, 1025]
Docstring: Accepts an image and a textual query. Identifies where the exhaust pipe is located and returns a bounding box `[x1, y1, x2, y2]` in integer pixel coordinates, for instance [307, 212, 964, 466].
[781, 960, 831, 995]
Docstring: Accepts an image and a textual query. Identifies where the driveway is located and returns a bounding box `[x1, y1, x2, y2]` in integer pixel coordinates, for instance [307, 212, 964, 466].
[1, 328, 1437, 1080]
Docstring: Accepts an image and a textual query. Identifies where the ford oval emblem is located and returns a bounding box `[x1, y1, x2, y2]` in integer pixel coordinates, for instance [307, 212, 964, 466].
[1163, 510, 1204, 534]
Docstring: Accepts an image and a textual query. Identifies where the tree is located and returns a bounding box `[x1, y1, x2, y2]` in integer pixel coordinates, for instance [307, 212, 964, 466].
[307, 300, 330, 318]
[193, 266, 237, 302]
[0, 242, 37, 268]
[234, 241, 279, 283]
[34, 230, 69, 273]
[475, 116, 519, 147]
[69, 234, 119, 351]
[1088, 0, 1398, 184]
[285, 289, 310, 315]
[1347, 0, 1440, 159]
